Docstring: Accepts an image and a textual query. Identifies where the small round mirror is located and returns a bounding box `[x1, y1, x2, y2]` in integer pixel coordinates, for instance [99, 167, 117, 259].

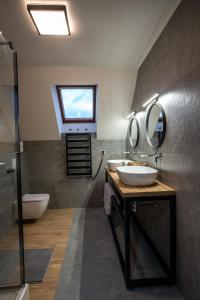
[129, 117, 139, 148]
[146, 103, 166, 148]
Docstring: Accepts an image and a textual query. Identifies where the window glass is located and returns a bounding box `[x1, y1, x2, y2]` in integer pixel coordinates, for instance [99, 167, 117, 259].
[57, 86, 96, 123]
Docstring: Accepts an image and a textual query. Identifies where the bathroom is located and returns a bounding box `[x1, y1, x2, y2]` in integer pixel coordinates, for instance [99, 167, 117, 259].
[0, 0, 199, 299]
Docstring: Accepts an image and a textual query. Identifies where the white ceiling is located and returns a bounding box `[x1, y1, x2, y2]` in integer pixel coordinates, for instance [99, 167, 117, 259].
[0, 0, 180, 67]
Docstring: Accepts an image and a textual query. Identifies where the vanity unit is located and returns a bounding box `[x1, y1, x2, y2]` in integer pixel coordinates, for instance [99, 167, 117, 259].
[106, 169, 176, 289]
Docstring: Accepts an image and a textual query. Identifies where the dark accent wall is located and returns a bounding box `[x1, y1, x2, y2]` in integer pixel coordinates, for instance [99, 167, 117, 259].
[127, 1, 200, 299]
[23, 134, 126, 208]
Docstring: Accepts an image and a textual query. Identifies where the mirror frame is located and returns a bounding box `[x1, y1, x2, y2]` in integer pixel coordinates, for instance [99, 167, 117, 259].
[129, 116, 139, 148]
[145, 102, 166, 149]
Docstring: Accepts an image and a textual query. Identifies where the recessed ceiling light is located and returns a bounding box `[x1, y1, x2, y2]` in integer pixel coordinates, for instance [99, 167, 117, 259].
[27, 4, 70, 36]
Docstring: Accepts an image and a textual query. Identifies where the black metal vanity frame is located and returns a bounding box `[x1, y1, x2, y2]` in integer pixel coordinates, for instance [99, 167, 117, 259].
[106, 170, 176, 289]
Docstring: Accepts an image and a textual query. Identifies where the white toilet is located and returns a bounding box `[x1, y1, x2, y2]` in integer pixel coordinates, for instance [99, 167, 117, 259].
[22, 194, 50, 220]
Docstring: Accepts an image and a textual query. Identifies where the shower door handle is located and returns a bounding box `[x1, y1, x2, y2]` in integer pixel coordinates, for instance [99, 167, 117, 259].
[6, 168, 15, 174]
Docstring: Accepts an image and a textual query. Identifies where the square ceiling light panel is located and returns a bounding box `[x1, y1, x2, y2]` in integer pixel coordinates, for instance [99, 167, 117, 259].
[27, 5, 70, 36]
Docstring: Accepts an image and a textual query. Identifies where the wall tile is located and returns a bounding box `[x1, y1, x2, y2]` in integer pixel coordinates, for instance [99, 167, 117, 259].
[24, 135, 126, 208]
[126, 1, 200, 299]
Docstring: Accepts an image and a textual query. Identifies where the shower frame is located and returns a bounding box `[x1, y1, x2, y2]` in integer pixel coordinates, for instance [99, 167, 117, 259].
[0, 42, 25, 291]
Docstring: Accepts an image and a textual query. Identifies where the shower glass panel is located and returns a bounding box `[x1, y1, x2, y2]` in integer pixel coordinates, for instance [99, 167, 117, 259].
[0, 41, 24, 289]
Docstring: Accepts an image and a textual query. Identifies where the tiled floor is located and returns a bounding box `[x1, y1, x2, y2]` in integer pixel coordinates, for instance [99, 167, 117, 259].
[55, 208, 185, 300]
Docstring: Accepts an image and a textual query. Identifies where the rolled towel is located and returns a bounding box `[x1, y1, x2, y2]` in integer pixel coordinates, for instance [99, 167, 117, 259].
[103, 182, 116, 215]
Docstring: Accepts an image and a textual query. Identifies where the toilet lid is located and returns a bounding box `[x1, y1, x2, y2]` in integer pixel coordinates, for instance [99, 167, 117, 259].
[22, 194, 49, 202]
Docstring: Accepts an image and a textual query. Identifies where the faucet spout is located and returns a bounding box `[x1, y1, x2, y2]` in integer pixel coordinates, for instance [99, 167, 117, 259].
[139, 152, 162, 165]
[124, 151, 136, 154]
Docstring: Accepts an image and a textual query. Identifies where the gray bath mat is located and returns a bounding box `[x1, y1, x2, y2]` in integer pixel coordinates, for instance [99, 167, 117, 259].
[0, 248, 53, 284]
[25, 248, 53, 283]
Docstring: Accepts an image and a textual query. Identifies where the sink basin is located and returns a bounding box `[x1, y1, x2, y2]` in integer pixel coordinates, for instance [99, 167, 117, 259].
[116, 166, 158, 186]
[107, 159, 131, 172]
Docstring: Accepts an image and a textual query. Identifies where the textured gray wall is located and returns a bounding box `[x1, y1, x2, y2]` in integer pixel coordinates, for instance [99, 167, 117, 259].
[126, 1, 200, 299]
[24, 134, 126, 208]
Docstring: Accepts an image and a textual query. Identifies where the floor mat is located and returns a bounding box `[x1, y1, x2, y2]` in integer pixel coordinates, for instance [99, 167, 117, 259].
[0, 248, 53, 285]
[25, 248, 53, 283]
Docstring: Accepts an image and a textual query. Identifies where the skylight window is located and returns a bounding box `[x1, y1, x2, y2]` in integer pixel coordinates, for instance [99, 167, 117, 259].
[56, 85, 96, 123]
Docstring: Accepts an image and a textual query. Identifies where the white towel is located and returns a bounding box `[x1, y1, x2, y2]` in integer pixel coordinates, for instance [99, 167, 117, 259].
[103, 183, 116, 215]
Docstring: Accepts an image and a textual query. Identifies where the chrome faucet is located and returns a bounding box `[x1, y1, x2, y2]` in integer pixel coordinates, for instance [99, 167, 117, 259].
[140, 152, 162, 165]
[124, 151, 137, 154]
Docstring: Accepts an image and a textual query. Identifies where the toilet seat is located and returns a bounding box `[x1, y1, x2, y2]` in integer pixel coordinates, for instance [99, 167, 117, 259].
[23, 194, 49, 202]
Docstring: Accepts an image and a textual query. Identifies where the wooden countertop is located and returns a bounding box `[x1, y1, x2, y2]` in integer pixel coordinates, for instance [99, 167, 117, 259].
[106, 169, 176, 198]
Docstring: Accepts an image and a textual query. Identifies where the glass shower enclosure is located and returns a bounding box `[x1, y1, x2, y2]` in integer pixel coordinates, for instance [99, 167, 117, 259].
[0, 38, 25, 289]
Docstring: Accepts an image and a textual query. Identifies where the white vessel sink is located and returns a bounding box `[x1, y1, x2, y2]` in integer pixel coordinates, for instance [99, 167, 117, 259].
[116, 166, 158, 186]
[107, 159, 131, 172]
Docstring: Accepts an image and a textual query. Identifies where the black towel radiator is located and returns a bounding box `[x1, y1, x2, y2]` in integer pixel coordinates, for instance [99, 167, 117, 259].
[66, 133, 92, 176]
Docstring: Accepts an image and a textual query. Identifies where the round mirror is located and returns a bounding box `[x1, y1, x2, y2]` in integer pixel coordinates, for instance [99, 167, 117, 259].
[146, 103, 166, 148]
[129, 117, 139, 148]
